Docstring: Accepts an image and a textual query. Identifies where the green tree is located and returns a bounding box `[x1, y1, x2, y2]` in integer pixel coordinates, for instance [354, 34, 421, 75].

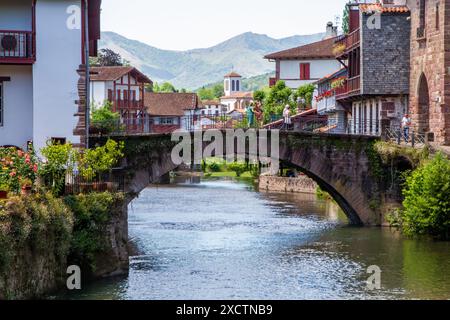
[294, 83, 316, 110]
[91, 101, 120, 134]
[263, 80, 294, 121]
[227, 162, 247, 177]
[342, 3, 350, 34]
[253, 90, 266, 103]
[197, 87, 215, 100]
[148, 82, 178, 93]
[212, 84, 225, 99]
[402, 153, 450, 239]
[91, 48, 124, 66]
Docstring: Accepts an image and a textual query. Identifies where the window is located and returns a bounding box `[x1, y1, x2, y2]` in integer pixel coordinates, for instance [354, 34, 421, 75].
[436, 3, 440, 30]
[419, 0, 426, 30]
[300, 63, 311, 80]
[232, 80, 235, 91]
[236, 80, 240, 91]
[0, 82, 3, 126]
[159, 117, 178, 125]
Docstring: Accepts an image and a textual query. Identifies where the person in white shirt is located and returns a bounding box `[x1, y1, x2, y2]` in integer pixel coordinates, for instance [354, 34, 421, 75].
[401, 114, 412, 143]
[283, 105, 291, 130]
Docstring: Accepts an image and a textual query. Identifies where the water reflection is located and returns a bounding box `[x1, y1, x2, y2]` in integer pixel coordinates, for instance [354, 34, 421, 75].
[56, 179, 450, 300]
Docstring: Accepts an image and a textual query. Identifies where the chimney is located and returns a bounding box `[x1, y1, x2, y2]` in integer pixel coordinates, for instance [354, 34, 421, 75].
[323, 22, 338, 40]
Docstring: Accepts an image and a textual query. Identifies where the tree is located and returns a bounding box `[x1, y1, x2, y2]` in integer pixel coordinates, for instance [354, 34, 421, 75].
[149, 82, 178, 93]
[342, 3, 350, 34]
[212, 84, 224, 99]
[262, 81, 294, 121]
[92, 49, 124, 66]
[197, 87, 215, 100]
[253, 90, 266, 103]
[402, 153, 450, 240]
[294, 84, 316, 110]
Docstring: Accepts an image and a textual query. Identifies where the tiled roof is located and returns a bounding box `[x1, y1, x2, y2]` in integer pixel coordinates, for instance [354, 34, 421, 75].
[90, 66, 152, 84]
[317, 68, 347, 84]
[202, 100, 225, 105]
[224, 72, 242, 78]
[360, 3, 409, 13]
[145, 92, 203, 116]
[264, 37, 337, 60]
[221, 92, 254, 99]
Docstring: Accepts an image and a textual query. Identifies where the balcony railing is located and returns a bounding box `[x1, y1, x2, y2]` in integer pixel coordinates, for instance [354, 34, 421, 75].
[334, 28, 360, 57]
[0, 30, 35, 63]
[335, 76, 361, 100]
[115, 99, 144, 110]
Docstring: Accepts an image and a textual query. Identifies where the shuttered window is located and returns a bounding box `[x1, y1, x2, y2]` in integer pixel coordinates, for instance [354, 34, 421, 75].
[300, 63, 311, 80]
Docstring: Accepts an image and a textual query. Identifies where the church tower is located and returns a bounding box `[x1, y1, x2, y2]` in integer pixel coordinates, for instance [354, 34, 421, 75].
[224, 72, 242, 96]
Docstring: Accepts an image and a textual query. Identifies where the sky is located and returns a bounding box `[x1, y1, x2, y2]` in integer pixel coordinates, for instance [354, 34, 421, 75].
[101, 0, 349, 51]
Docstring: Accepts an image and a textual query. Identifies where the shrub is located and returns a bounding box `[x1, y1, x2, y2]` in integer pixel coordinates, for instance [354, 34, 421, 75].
[91, 101, 121, 134]
[40, 142, 78, 196]
[227, 162, 247, 177]
[64, 192, 124, 271]
[402, 153, 450, 239]
[77, 139, 124, 180]
[0, 190, 73, 272]
[0, 146, 38, 194]
[208, 162, 222, 172]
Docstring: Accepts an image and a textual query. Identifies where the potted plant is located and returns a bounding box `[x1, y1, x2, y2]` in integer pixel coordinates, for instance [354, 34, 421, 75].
[20, 178, 33, 196]
[0, 183, 9, 199]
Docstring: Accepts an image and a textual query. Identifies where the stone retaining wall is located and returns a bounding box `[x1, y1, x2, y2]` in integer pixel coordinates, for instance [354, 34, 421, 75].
[258, 175, 317, 194]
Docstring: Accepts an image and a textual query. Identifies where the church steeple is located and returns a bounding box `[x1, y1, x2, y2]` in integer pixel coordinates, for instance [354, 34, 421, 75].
[224, 71, 242, 96]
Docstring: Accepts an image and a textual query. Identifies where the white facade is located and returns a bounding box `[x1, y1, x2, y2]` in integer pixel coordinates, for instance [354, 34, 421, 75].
[349, 97, 407, 136]
[90, 75, 142, 108]
[0, 0, 87, 153]
[279, 59, 341, 89]
[202, 102, 226, 116]
[224, 75, 241, 97]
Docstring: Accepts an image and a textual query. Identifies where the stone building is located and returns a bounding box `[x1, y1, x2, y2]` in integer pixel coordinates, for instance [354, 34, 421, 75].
[407, 0, 450, 145]
[335, 1, 411, 135]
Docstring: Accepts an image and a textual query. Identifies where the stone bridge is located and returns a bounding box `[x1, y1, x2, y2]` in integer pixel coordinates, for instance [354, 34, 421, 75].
[91, 130, 408, 226]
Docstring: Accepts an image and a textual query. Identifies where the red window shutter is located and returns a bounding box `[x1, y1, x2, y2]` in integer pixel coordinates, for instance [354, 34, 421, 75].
[300, 63, 311, 80]
[108, 89, 113, 101]
[305, 63, 310, 80]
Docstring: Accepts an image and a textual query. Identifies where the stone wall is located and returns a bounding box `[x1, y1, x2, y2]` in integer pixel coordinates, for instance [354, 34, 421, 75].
[361, 12, 411, 95]
[408, 0, 450, 145]
[258, 175, 317, 194]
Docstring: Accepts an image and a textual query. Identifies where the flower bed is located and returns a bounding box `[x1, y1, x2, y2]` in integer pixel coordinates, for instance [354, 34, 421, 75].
[0, 146, 38, 196]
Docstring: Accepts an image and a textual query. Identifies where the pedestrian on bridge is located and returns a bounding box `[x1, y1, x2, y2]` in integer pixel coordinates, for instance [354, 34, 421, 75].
[283, 105, 292, 130]
[401, 114, 412, 143]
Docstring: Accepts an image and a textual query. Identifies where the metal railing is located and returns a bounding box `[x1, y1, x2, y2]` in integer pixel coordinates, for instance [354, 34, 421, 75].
[64, 169, 125, 195]
[0, 30, 35, 62]
[385, 126, 427, 148]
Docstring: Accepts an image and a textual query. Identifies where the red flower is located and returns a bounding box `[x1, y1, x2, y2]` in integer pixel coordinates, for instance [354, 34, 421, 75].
[10, 171, 16, 177]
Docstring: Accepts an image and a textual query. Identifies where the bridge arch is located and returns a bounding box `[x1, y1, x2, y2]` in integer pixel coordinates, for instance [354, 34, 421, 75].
[93, 131, 398, 226]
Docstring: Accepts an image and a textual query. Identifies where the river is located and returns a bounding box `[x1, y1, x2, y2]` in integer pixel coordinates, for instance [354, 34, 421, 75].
[59, 178, 450, 300]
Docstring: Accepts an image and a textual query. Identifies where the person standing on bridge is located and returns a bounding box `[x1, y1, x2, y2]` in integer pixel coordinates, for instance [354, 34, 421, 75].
[401, 114, 412, 143]
[283, 105, 292, 130]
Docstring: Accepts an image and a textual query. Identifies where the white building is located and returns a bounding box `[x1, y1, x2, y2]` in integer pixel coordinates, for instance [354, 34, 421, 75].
[0, 0, 101, 152]
[264, 23, 341, 90]
[89, 66, 152, 133]
[201, 100, 227, 116]
[220, 72, 253, 113]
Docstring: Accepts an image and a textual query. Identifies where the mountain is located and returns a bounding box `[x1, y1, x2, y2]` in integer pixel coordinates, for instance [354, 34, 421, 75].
[99, 31, 325, 90]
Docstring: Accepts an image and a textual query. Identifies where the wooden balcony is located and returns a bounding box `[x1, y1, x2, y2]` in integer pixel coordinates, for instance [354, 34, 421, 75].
[334, 28, 360, 59]
[114, 99, 144, 111]
[335, 76, 361, 101]
[0, 30, 35, 64]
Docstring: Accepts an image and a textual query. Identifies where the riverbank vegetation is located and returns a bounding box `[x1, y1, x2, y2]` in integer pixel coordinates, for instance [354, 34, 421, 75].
[375, 141, 450, 240]
[0, 140, 127, 298]
[202, 158, 258, 179]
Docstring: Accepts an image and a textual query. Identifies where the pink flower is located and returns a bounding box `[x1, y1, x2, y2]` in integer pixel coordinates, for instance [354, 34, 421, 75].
[25, 158, 31, 164]
[33, 164, 38, 172]
[10, 171, 16, 177]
